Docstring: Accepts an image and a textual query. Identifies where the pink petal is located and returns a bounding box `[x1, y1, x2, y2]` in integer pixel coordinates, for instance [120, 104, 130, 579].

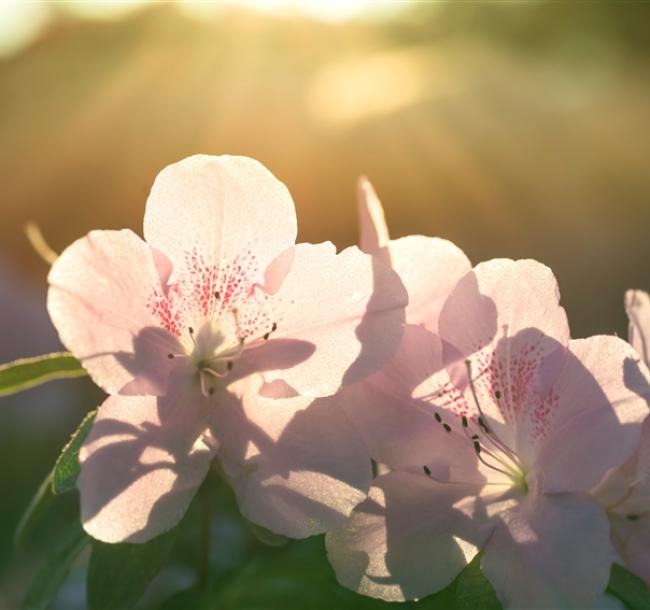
[482, 492, 614, 610]
[387, 236, 470, 332]
[212, 377, 372, 538]
[143, 155, 297, 291]
[626, 289, 650, 368]
[535, 337, 650, 493]
[355, 177, 470, 331]
[340, 325, 481, 479]
[326, 471, 489, 602]
[437, 259, 570, 436]
[357, 176, 390, 264]
[78, 386, 214, 543]
[440, 259, 569, 369]
[623, 418, 650, 513]
[48, 229, 178, 395]
[261, 242, 408, 397]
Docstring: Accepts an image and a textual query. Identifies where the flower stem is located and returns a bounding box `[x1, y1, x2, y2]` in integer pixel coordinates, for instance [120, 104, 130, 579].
[197, 484, 211, 588]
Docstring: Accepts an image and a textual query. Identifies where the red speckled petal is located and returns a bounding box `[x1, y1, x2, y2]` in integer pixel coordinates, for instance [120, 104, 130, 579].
[533, 336, 650, 493]
[143, 155, 296, 313]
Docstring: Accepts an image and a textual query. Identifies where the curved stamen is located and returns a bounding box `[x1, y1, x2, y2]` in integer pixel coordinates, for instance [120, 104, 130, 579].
[421, 464, 509, 487]
[465, 360, 525, 471]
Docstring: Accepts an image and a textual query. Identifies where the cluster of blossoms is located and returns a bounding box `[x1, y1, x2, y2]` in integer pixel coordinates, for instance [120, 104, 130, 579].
[47, 155, 650, 609]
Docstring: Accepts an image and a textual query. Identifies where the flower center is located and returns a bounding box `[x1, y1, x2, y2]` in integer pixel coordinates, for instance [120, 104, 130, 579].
[423, 359, 528, 493]
[167, 292, 278, 397]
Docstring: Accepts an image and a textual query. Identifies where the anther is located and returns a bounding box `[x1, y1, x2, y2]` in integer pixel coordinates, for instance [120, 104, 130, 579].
[208, 387, 215, 395]
[423, 465, 431, 476]
[627, 514, 640, 521]
[168, 353, 174, 359]
[443, 423, 451, 433]
[227, 361, 233, 371]
[478, 416, 490, 433]
[214, 291, 220, 299]
[271, 322, 277, 332]
[189, 327, 194, 335]
[461, 415, 468, 428]
[473, 441, 481, 454]
[434, 412, 442, 423]
[263, 332, 270, 340]
[471, 434, 480, 440]
[495, 390, 502, 399]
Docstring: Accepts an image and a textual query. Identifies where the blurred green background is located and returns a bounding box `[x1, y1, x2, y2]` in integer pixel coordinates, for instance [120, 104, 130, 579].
[1, 2, 650, 608]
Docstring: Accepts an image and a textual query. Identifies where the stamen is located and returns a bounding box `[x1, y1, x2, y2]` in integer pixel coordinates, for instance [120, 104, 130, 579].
[199, 371, 208, 397]
[202, 367, 228, 379]
[422, 462, 509, 487]
[465, 359, 524, 470]
[263, 322, 278, 341]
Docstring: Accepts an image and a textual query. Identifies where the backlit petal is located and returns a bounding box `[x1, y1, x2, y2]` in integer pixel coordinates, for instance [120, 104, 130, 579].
[260, 243, 407, 397]
[78, 385, 214, 543]
[48, 229, 178, 395]
[326, 471, 489, 602]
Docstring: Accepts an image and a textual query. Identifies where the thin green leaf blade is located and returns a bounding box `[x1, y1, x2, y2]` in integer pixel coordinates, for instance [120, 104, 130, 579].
[0, 352, 86, 397]
[52, 409, 97, 494]
[87, 527, 179, 610]
[14, 469, 54, 549]
[607, 563, 650, 610]
[24, 522, 90, 610]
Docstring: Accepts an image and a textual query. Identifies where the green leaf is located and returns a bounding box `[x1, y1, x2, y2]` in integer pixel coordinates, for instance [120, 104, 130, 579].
[210, 538, 501, 610]
[454, 554, 501, 610]
[52, 409, 97, 494]
[0, 352, 86, 396]
[87, 527, 179, 610]
[24, 522, 90, 610]
[607, 563, 650, 610]
[14, 469, 55, 549]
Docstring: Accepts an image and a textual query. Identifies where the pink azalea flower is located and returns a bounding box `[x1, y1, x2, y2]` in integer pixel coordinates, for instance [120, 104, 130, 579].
[326, 259, 650, 609]
[592, 289, 650, 585]
[47, 155, 407, 543]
